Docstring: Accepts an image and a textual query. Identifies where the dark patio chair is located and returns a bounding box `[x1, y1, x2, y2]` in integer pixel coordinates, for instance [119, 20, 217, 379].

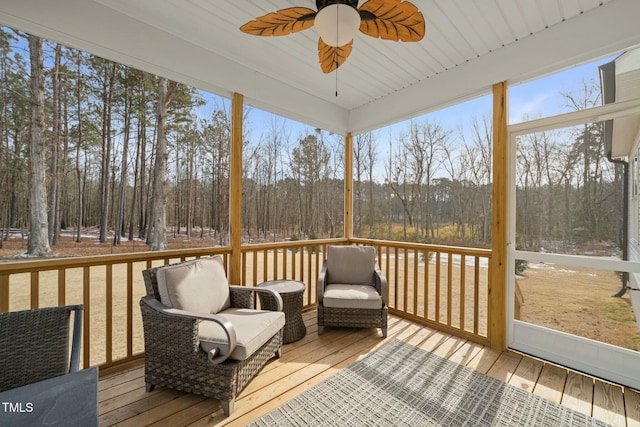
[140, 255, 285, 416]
[0, 304, 83, 392]
[317, 245, 388, 337]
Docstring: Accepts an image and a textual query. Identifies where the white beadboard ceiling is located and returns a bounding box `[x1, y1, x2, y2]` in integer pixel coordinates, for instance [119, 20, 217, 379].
[1, 0, 639, 135]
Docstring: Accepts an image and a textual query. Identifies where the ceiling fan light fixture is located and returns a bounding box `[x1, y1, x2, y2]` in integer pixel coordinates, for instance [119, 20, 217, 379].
[314, 4, 361, 47]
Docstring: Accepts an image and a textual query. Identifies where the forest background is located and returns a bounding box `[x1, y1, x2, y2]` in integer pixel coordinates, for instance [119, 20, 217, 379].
[0, 27, 624, 259]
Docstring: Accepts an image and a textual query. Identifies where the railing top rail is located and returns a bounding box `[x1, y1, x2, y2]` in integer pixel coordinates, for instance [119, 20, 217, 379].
[240, 238, 347, 252]
[0, 238, 491, 275]
[349, 238, 492, 257]
[0, 246, 232, 274]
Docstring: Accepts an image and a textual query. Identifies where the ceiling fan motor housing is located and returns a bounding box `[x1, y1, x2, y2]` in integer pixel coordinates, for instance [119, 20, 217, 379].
[314, 1, 361, 47]
[316, 0, 359, 11]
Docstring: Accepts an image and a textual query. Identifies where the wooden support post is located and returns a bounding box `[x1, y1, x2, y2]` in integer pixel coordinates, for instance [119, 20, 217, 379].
[344, 132, 353, 240]
[490, 81, 508, 350]
[229, 93, 243, 285]
[0, 274, 9, 313]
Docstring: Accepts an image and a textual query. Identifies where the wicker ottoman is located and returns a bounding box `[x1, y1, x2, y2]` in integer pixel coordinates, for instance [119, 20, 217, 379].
[257, 280, 306, 343]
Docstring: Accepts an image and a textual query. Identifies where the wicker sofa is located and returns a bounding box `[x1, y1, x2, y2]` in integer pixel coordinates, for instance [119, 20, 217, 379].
[140, 256, 284, 416]
[317, 245, 388, 337]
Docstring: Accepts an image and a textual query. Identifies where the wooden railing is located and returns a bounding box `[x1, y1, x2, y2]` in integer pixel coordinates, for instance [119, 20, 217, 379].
[351, 238, 491, 344]
[0, 247, 231, 374]
[0, 239, 491, 374]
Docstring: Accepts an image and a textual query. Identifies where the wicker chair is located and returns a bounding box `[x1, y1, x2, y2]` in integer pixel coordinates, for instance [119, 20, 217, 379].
[317, 245, 388, 337]
[0, 305, 83, 392]
[140, 256, 285, 416]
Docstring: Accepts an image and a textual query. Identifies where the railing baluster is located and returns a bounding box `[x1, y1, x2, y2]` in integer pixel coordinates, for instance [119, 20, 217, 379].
[83, 266, 90, 369]
[449, 253, 454, 326]
[413, 248, 418, 315]
[403, 247, 409, 313]
[298, 246, 303, 283]
[0, 274, 9, 313]
[127, 262, 133, 358]
[251, 250, 258, 286]
[262, 249, 269, 282]
[241, 251, 247, 286]
[294, 247, 298, 280]
[58, 269, 66, 307]
[423, 250, 429, 320]
[435, 252, 441, 323]
[106, 264, 113, 364]
[273, 249, 278, 280]
[474, 255, 480, 335]
[30, 271, 39, 309]
[393, 247, 399, 309]
[460, 254, 466, 331]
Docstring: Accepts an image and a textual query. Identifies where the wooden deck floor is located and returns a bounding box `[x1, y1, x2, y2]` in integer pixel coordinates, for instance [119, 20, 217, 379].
[99, 311, 640, 427]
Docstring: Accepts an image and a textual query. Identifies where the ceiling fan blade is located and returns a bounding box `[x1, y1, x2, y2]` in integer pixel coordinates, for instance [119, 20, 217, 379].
[318, 38, 353, 74]
[240, 7, 316, 36]
[358, 0, 425, 42]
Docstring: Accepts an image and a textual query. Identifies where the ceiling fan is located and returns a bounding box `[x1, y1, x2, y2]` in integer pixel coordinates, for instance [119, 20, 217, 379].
[240, 0, 425, 73]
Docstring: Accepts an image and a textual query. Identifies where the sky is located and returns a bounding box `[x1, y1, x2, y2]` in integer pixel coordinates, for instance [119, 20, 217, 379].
[197, 52, 618, 144]
[193, 51, 620, 183]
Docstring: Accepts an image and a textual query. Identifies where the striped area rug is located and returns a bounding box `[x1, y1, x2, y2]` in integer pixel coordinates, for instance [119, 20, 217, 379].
[249, 339, 609, 426]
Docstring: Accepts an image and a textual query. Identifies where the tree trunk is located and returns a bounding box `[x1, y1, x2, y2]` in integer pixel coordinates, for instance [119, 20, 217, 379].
[27, 35, 51, 257]
[138, 116, 149, 239]
[114, 91, 131, 246]
[74, 53, 84, 243]
[99, 63, 116, 243]
[128, 118, 141, 241]
[149, 77, 169, 251]
[48, 44, 62, 246]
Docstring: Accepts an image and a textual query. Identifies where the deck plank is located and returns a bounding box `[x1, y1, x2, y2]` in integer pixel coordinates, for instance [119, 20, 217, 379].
[98, 375, 146, 401]
[448, 340, 484, 367]
[115, 393, 208, 427]
[592, 380, 627, 426]
[626, 387, 640, 427]
[431, 334, 468, 359]
[98, 366, 143, 391]
[465, 345, 501, 373]
[486, 351, 522, 383]
[99, 388, 191, 426]
[96, 312, 633, 427]
[561, 370, 594, 417]
[508, 355, 543, 393]
[99, 377, 162, 416]
[532, 363, 567, 403]
[148, 398, 224, 427]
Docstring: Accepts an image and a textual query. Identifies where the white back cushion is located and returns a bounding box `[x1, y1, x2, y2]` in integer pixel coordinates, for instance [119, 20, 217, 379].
[156, 256, 230, 314]
[326, 245, 375, 286]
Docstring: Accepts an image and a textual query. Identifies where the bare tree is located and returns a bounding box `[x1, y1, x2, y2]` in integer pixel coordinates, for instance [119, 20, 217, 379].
[27, 35, 51, 256]
[48, 43, 62, 246]
[93, 59, 118, 243]
[459, 115, 492, 242]
[149, 77, 170, 251]
[113, 69, 134, 245]
[406, 121, 449, 239]
[354, 132, 373, 236]
[365, 132, 378, 237]
[290, 133, 330, 236]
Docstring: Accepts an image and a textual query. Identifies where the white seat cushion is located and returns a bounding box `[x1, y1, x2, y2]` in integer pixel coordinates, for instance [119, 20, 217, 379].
[323, 284, 383, 310]
[327, 245, 375, 286]
[156, 256, 230, 314]
[199, 308, 285, 361]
